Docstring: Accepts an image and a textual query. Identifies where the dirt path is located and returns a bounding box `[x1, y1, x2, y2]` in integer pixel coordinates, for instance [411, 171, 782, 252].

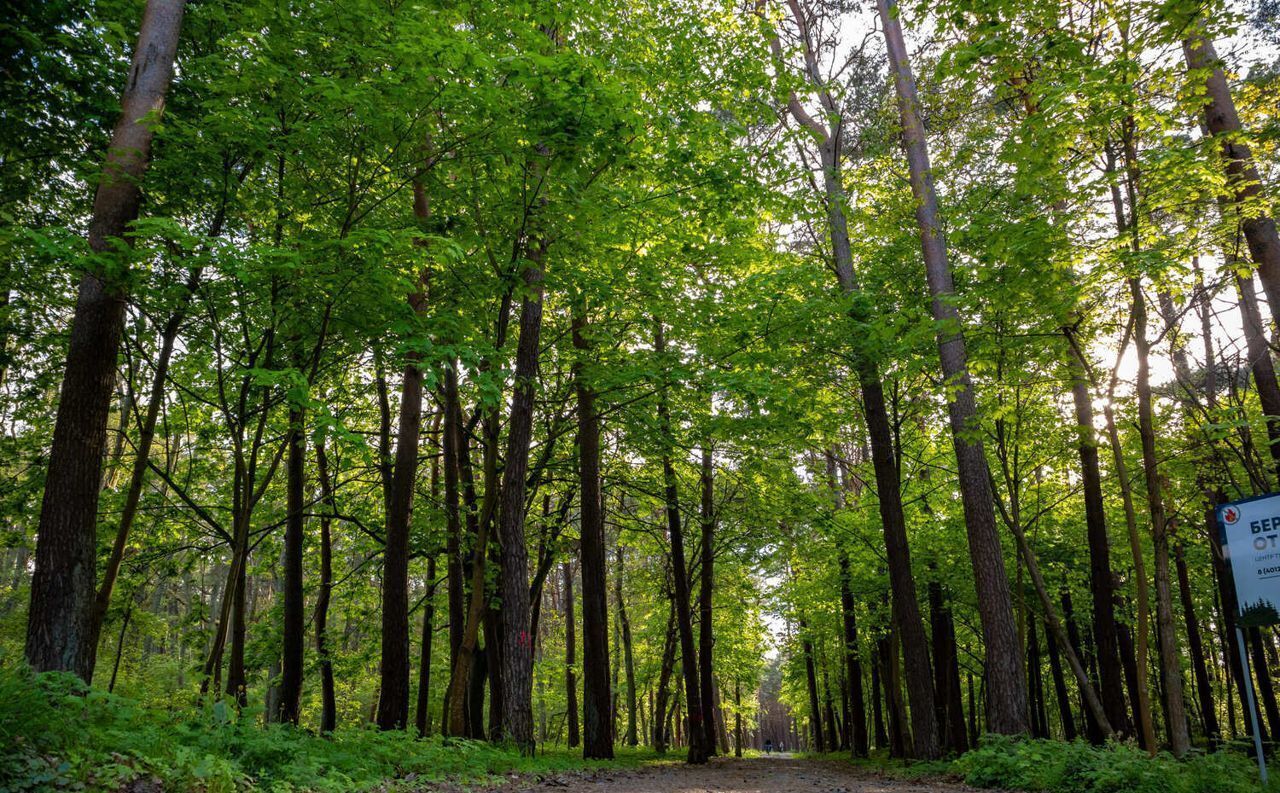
[484, 755, 983, 793]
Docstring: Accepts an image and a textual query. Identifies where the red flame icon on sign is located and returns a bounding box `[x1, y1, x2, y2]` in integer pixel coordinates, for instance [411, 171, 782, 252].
[1224, 507, 1240, 525]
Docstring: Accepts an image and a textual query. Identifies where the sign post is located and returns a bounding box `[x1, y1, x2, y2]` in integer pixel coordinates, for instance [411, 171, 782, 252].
[1217, 494, 1280, 786]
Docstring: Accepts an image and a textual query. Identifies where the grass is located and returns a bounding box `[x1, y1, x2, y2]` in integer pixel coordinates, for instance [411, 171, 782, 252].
[0, 661, 667, 792]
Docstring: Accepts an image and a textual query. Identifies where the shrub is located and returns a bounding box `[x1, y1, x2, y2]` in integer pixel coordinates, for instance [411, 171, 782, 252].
[0, 660, 655, 791]
[954, 735, 1274, 793]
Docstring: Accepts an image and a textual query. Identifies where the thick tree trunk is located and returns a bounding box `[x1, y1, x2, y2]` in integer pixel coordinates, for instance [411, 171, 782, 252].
[1235, 270, 1280, 485]
[564, 561, 580, 748]
[1182, 29, 1280, 319]
[444, 363, 466, 682]
[376, 359, 423, 731]
[572, 311, 612, 758]
[698, 444, 718, 756]
[496, 247, 546, 753]
[315, 438, 337, 733]
[654, 320, 709, 764]
[26, 0, 185, 681]
[1129, 277, 1192, 757]
[277, 403, 306, 724]
[875, 0, 1027, 735]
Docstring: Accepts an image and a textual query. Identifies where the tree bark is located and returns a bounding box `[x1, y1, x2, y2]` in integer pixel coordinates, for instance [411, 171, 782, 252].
[496, 244, 546, 753]
[1235, 270, 1280, 485]
[277, 402, 305, 724]
[1175, 541, 1218, 746]
[1182, 28, 1280, 319]
[315, 437, 337, 733]
[26, 0, 185, 681]
[802, 620, 826, 752]
[654, 319, 709, 764]
[1064, 330, 1130, 736]
[416, 554, 437, 737]
[875, 0, 1027, 735]
[564, 560, 580, 748]
[617, 546, 638, 746]
[572, 311, 613, 758]
[838, 551, 869, 757]
[1044, 613, 1076, 740]
[698, 444, 718, 756]
[1129, 277, 1191, 757]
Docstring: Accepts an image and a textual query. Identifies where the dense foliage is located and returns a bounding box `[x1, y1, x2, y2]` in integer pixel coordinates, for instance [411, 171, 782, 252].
[4, 0, 1280, 789]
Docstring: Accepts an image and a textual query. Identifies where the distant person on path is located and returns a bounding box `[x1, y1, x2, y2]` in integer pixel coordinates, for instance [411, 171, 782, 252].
[764, 739, 773, 754]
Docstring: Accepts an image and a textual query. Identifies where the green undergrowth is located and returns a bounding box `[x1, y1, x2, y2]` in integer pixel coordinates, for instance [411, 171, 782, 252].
[0, 663, 663, 792]
[815, 735, 1277, 793]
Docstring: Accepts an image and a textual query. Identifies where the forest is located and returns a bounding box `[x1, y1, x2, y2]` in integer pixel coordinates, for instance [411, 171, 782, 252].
[3, 0, 1280, 791]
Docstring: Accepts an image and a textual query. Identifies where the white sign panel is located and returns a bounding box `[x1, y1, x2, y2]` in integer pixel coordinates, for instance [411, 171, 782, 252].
[1219, 494, 1280, 627]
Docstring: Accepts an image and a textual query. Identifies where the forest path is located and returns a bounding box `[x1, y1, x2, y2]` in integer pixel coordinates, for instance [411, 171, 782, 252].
[481, 755, 985, 793]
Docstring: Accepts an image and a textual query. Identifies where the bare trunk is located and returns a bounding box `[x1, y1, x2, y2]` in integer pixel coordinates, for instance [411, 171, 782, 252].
[1182, 28, 1280, 318]
[496, 246, 546, 753]
[1130, 277, 1191, 757]
[26, 0, 186, 681]
[654, 319, 709, 764]
[572, 311, 612, 758]
[315, 437, 337, 732]
[698, 444, 717, 755]
[875, 0, 1027, 735]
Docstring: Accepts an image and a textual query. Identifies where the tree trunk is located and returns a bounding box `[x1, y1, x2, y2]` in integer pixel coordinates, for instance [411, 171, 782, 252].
[1181, 28, 1280, 319]
[1101, 348, 1158, 749]
[1064, 331, 1130, 736]
[654, 603, 677, 753]
[1175, 541, 1218, 746]
[25, 0, 185, 682]
[1130, 277, 1191, 757]
[315, 437, 337, 733]
[839, 552, 869, 757]
[1027, 617, 1048, 738]
[496, 246, 546, 753]
[928, 579, 969, 753]
[376, 359, 423, 730]
[654, 319, 709, 764]
[617, 546, 638, 746]
[875, 0, 1026, 735]
[572, 312, 612, 758]
[277, 403, 306, 724]
[444, 362, 466, 683]
[1235, 270, 1280, 485]
[1044, 614, 1076, 740]
[416, 555, 437, 737]
[564, 560, 580, 748]
[698, 444, 718, 756]
[802, 621, 826, 753]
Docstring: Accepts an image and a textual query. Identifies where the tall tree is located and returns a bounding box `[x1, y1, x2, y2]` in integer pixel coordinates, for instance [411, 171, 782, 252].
[25, 0, 186, 681]
[875, 0, 1028, 735]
